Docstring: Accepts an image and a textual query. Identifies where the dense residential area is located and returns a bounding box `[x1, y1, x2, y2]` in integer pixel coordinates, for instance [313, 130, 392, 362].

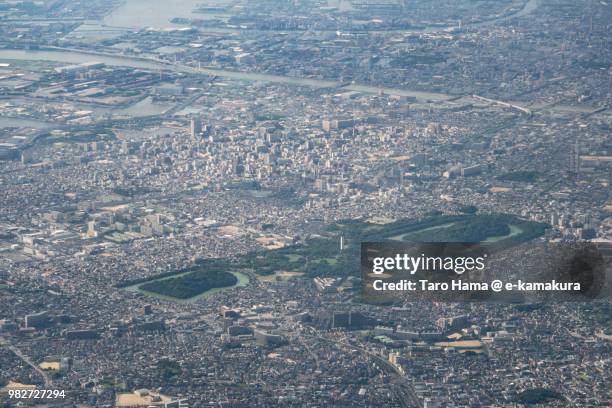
[0, 0, 610, 407]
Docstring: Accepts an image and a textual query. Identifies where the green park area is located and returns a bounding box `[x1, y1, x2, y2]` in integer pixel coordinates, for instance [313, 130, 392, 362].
[257, 271, 305, 282]
[516, 388, 564, 405]
[243, 213, 548, 279]
[117, 214, 548, 301]
[139, 269, 237, 299]
[117, 260, 249, 302]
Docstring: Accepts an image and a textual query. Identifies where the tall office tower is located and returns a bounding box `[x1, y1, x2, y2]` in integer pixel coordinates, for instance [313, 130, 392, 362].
[569, 139, 580, 179]
[190, 117, 202, 139]
[21, 149, 33, 164]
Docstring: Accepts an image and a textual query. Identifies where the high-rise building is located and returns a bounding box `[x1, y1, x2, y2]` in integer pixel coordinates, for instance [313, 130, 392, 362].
[190, 117, 202, 139]
[21, 149, 33, 164]
[25, 311, 50, 329]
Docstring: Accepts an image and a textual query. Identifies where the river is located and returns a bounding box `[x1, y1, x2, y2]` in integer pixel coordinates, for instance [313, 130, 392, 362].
[0, 0, 542, 101]
[1, 46, 598, 114]
[103, 0, 234, 29]
[0, 117, 52, 129]
[0, 41, 597, 114]
[0, 48, 452, 100]
[100, 0, 539, 31]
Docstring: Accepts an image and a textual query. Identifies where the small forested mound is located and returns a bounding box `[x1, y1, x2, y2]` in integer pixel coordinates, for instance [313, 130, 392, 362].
[407, 217, 511, 242]
[140, 269, 237, 299]
[516, 388, 563, 405]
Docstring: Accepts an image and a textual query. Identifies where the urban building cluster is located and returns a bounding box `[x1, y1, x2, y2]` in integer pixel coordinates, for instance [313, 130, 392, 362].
[0, 0, 610, 406]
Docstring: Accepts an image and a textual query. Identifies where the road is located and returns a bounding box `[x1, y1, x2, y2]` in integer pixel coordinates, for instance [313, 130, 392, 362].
[0, 338, 52, 387]
[303, 327, 422, 408]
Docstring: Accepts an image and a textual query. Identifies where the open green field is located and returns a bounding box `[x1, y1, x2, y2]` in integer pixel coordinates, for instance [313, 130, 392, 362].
[257, 271, 305, 282]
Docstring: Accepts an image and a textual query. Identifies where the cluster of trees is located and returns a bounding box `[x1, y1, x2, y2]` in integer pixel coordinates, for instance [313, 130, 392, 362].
[516, 388, 563, 404]
[116, 258, 231, 288]
[407, 217, 511, 242]
[243, 214, 549, 280]
[157, 359, 181, 381]
[364, 216, 466, 240]
[241, 247, 303, 275]
[140, 268, 237, 299]
[243, 237, 353, 278]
